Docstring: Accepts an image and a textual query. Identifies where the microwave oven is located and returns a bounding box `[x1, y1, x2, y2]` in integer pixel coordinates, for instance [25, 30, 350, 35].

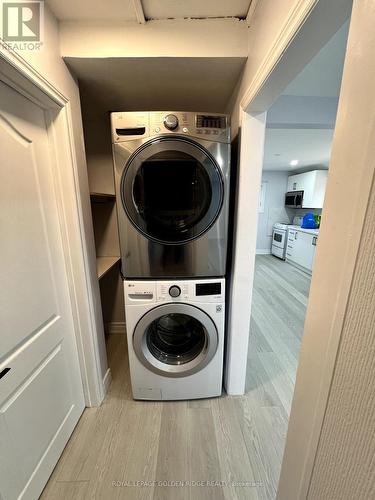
[285, 190, 304, 208]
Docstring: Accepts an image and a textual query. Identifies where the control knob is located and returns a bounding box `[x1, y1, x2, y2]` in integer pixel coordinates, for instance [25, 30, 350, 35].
[169, 285, 181, 298]
[164, 114, 179, 130]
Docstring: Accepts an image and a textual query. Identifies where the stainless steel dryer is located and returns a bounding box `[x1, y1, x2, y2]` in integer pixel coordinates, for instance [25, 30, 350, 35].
[111, 111, 230, 278]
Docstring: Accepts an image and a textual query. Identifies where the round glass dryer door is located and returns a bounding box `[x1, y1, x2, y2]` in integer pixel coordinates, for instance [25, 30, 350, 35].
[120, 137, 224, 244]
[133, 303, 218, 377]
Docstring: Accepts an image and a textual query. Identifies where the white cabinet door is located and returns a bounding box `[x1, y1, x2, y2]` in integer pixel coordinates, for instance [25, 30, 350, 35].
[309, 170, 328, 208]
[311, 235, 318, 270]
[287, 170, 328, 208]
[0, 81, 84, 499]
[286, 231, 315, 271]
[301, 171, 317, 207]
[287, 173, 305, 192]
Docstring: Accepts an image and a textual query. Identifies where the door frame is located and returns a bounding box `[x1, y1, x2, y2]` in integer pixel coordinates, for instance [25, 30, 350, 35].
[227, 0, 372, 497]
[227, 0, 352, 394]
[0, 47, 104, 406]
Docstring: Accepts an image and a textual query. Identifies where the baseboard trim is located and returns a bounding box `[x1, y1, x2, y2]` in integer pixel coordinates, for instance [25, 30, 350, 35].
[105, 322, 126, 335]
[102, 368, 112, 396]
[256, 249, 271, 255]
[285, 259, 312, 276]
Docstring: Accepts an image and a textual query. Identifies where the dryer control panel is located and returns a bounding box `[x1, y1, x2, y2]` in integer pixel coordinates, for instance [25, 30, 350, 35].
[111, 111, 230, 144]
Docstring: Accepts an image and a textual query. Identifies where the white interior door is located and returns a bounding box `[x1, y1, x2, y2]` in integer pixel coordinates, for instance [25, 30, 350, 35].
[0, 80, 85, 499]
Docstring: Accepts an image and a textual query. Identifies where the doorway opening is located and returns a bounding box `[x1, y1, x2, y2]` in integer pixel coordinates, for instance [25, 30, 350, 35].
[244, 17, 351, 496]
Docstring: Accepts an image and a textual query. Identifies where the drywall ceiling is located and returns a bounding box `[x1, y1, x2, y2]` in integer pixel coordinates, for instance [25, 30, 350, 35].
[263, 21, 349, 171]
[263, 129, 334, 170]
[47, 0, 252, 22]
[65, 57, 246, 120]
[142, 0, 251, 20]
[47, 0, 138, 22]
[283, 21, 349, 98]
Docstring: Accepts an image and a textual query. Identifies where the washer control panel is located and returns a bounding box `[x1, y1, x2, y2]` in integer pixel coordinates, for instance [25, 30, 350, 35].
[124, 281, 156, 304]
[156, 279, 225, 303]
[124, 280, 225, 304]
[159, 282, 189, 302]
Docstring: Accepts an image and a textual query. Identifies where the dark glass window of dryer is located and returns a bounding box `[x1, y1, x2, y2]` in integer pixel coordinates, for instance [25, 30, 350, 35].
[133, 150, 212, 241]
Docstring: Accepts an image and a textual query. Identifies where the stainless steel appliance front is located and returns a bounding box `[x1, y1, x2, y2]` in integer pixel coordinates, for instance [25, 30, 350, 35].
[285, 190, 304, 208]
[112, 112, 230, 278]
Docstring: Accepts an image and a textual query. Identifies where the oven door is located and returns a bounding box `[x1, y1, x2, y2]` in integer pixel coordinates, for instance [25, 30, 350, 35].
[120, 136, 224, 244]
[133, 303, 218, 378]
[272, 229, 286, 249]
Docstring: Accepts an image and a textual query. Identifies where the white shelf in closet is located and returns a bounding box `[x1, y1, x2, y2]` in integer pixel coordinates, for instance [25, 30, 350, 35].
[90, 192, 115, 203]
[96, 256, 120, 279]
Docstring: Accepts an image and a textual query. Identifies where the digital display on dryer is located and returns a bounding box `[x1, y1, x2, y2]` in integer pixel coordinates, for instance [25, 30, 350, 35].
[196, 283, 221, 296]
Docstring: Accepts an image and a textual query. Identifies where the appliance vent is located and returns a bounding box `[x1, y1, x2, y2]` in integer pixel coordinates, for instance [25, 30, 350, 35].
[196, 115, 227, 129]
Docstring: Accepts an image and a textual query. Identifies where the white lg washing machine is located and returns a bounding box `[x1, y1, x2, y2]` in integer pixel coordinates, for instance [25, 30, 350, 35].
[124, 278, 225, 400]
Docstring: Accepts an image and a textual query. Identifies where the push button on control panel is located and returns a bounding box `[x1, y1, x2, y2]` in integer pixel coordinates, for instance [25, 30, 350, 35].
[169, 285, 181, 298]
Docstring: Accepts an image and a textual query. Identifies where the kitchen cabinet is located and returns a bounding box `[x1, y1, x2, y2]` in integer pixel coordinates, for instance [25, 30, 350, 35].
[286, 228, 317, 273]
[287, 170, 328, 208]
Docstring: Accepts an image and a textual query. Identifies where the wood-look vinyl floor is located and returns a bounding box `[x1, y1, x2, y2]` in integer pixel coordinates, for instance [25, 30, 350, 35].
[41, 255, 311, 500]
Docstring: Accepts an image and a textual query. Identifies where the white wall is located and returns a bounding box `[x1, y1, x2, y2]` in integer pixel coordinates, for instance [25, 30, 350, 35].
[225, 111, 266, 394]
[59, 19, 248, 58]
[229, 0, 298, 134]
[277, 0, 375, 496]
[84, 119, 125, 328]
[18, 5, 109, 400]
[256, 171, 289, 253]
[229, 0, 352, 136]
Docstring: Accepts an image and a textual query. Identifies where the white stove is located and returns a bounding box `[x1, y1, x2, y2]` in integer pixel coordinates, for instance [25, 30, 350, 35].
[271, 222, 290, 259]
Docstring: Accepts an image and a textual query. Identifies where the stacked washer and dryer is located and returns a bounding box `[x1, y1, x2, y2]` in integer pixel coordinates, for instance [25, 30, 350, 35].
[111, 111, 231, 400]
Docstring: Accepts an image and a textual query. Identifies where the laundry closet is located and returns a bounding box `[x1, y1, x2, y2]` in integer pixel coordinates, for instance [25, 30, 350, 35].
[78, 101, 232, 400]
[63, 43, 247, 399]
[0, 3, 250, 494]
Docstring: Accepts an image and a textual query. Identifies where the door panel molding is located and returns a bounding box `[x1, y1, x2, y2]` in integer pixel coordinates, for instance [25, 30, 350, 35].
[0, 77, 86, 499]
[0, 46, 105, 406]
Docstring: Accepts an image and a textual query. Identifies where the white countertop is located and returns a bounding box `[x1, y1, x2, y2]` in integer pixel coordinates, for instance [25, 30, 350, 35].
[288, 225, 319, 236]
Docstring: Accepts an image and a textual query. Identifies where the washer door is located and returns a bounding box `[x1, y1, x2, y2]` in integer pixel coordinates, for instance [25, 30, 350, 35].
[133, 303, 218, 377]
[121, 136, 224, 244]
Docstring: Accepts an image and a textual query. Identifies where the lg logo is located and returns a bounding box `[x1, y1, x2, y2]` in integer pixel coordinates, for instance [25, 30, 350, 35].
[1, 0, 43, 49]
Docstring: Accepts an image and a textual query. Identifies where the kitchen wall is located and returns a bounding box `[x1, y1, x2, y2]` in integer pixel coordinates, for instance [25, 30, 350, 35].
[256, 171, 289, 253]
[291, 207, 322, 218]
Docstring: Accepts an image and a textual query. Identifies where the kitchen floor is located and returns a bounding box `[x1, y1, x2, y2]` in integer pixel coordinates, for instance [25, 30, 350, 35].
[41, 255, 311, 500]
